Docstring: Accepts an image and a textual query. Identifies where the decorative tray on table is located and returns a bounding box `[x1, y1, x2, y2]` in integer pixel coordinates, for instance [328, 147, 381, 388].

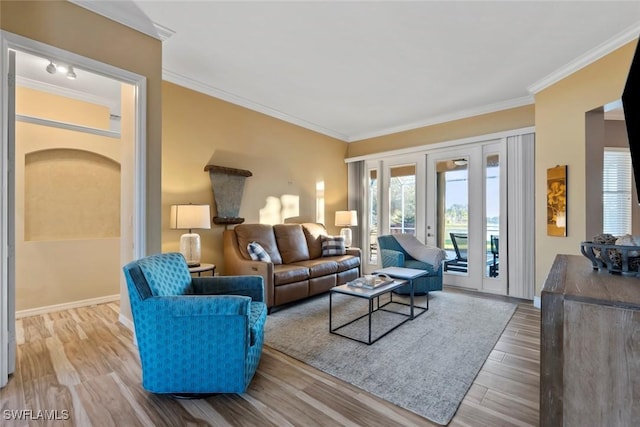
[347, 274, 394, 289]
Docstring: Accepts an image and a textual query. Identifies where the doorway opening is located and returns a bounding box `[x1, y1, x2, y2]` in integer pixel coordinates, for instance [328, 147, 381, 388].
[1, 32, 147, 388]
[14, 49, 129, 316]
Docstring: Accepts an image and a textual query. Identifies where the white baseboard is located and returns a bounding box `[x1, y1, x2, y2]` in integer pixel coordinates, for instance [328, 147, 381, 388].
[533, 296, 541, 309]
[118, 313, 134, 332]
[16, 294, 120, 319]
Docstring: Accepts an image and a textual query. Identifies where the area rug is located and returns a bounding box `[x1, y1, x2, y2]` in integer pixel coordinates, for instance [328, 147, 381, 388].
[264, 291, 517, 425]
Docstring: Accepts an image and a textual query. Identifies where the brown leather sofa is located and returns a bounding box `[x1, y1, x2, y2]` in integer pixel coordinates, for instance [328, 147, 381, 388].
[223, 223, 361, 311]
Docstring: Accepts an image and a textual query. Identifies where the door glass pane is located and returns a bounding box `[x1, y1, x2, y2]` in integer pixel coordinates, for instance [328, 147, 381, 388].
[389, 165, 416, 235]
[368, 168, 378, 264]
[486, 154, 500, 278]
[438, 158, 468, 274]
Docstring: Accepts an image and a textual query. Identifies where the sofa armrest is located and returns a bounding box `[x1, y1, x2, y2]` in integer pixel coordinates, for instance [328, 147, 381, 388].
[346, 247, 362, 258]
[380, 248, 405, 267]
[224, 229, 275, 308]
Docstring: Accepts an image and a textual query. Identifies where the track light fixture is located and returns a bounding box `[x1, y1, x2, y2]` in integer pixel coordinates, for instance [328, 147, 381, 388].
[46, 61, 56, 74]
[45, 61, 77, 80]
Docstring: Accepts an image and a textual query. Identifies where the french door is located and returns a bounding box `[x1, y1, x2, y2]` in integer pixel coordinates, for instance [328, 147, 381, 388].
[426, 141, 507, 294]
[362, 155, 425, 273]
[363, 141, 508, 295]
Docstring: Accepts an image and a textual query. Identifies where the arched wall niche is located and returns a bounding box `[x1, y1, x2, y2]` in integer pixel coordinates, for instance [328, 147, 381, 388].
[24, 148, 121, 240]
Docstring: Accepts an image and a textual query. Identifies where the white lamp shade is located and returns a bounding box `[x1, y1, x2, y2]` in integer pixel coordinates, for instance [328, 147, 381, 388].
[170, 204, 211, 230]
[335, 210, 358, 227]
[170, 204, 210, 267]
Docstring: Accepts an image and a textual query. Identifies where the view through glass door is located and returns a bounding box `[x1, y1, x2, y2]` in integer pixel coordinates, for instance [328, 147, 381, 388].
[427, 142, 507, 293]
[384, 156, 425, 241]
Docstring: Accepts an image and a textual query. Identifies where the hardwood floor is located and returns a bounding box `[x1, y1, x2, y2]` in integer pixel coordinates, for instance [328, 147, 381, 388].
[1, 291, 540, 426]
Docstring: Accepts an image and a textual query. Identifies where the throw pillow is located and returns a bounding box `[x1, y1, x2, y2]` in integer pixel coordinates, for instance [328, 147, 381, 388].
[321, 235, 346, 256]
[247, 241, 272, 262]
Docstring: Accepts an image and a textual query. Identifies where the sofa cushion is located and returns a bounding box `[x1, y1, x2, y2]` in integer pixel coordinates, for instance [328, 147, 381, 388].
[235, 224, 283, 265]
[292, 259, 338, 278]
[274, 224, 310, 264]
[323, 254, 360, 272]
[321, 235, 346, 256]
[302, 223, 328, 259]
[273, 264, 310, 286]
[247, 241, 271, 262]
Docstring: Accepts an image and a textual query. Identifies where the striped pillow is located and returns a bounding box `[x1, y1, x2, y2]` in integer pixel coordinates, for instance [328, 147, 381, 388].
[321, 235, 346, 256]
[247, 241, 271, 262]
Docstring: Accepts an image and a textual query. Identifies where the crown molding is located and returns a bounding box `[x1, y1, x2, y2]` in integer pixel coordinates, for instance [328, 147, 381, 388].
[69, 0, 160, 40]
[162, 69, 350, 141]
[16, 76, 119, 114]
[348, 95, 535, 142]
[153, 23, 175, 42]
[528, 22, 640, 94]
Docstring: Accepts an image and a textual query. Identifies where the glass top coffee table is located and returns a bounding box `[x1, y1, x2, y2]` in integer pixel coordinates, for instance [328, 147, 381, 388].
[329, 273, 427, 345]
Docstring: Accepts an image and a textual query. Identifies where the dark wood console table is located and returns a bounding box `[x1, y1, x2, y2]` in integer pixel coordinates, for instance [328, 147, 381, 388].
[541, 254, 640, 426]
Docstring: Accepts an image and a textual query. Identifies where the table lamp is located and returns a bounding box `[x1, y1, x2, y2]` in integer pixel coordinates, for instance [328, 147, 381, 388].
[170, 204, 211, 266]
[335, 210, 358, 247]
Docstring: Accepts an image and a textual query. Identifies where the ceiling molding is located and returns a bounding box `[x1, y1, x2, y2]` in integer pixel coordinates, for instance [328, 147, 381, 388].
[162, 69, 351, 142]
[153, 23, 175, 42]
[16, 76, 119, 114]
[348, 96, 535, 142]
[528, 22, 640, 94]
[69, 0, 160, 40]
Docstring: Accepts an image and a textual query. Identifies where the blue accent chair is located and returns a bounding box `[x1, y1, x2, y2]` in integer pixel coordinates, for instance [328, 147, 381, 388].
[377, 235, 444, 295]
[122, 252, 267, 395]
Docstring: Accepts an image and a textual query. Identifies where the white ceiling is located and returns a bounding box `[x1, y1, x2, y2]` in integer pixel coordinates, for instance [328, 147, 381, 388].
[45, 2, 640, 141]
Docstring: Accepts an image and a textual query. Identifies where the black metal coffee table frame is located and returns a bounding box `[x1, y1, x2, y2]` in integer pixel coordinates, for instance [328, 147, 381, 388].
[329, 278, 427, 345]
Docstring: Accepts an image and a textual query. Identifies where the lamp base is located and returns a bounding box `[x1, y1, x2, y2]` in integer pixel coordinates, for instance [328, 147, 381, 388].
[340, 228, 353, 247]
[179, 233, 202, 266]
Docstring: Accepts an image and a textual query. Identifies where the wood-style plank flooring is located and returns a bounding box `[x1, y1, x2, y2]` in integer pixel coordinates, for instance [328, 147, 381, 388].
[1, 290, 540, 426]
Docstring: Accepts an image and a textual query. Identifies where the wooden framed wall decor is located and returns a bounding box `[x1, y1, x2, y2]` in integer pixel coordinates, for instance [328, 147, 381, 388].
[547, 165, 568, 236]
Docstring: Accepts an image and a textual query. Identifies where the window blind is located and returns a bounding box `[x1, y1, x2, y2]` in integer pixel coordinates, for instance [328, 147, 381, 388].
[603, 148, 632, 236]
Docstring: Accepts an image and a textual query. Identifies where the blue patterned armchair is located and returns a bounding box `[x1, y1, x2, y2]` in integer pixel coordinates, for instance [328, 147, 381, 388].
[377, 235, 443, 295]
[122, 252, 267, 395]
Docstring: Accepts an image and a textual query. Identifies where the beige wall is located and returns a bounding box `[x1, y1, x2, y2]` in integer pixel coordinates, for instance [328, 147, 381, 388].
[534, 40, 637, 295]
[347, 105, 535, 157]
[162, 82, 349, 272]
[15, 87, 121, 311]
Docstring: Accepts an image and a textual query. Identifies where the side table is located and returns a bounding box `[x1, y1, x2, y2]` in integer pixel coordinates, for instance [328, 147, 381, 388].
[188, 263, 216, 277]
